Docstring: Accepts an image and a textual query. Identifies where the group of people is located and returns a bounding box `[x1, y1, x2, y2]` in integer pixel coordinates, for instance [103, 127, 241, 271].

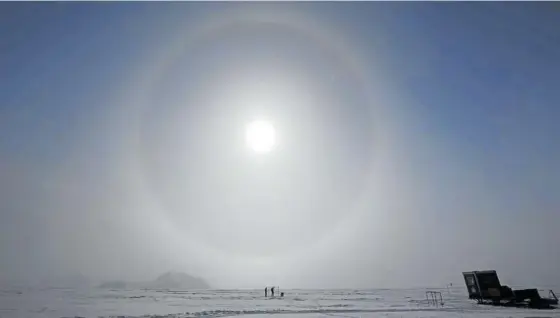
[264, 286, 284, 297]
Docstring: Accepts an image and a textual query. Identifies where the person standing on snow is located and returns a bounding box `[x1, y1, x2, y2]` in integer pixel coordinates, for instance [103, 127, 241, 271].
[271, 286, 275, 297]
[265, 287, 268, 297]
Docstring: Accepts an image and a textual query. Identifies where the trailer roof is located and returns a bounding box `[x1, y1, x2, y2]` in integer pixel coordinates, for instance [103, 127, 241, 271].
[462, 270, 497, 275]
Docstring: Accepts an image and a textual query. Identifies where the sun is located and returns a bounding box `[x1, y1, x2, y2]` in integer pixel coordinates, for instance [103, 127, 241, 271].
[245, 120, 276, 154]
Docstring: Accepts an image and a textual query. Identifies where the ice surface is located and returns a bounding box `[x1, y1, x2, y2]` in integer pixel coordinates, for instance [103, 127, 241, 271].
[0, 287, 558, 318]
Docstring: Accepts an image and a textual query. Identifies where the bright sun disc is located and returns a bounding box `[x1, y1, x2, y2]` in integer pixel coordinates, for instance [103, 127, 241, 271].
[245, 120, 276, 154]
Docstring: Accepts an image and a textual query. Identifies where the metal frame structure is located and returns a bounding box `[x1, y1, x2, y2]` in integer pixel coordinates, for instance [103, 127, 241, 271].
[425, 291, 444, 306]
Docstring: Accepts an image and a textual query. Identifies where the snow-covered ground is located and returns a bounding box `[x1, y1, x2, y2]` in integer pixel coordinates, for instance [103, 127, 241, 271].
[0, 287, 558, 318]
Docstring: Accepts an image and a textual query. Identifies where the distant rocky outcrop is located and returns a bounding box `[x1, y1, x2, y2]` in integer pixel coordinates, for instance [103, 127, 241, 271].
[98, 271, 210, 290]
[149, 271, 210, 289]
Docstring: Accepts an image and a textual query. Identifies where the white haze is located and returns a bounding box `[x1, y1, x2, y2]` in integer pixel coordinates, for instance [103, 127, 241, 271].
[0, 5, 558, 290]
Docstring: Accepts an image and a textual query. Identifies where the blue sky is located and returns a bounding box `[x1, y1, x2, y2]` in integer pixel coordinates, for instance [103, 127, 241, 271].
[0, 2, 558, 288]
[2, 3, 558, 180]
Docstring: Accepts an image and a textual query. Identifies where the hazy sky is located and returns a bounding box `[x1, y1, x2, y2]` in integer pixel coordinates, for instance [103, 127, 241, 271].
[1, 2, 559, 289]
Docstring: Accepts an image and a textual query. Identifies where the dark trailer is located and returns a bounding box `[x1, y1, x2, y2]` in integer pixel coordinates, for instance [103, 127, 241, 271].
[463, 270, 558, 309]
